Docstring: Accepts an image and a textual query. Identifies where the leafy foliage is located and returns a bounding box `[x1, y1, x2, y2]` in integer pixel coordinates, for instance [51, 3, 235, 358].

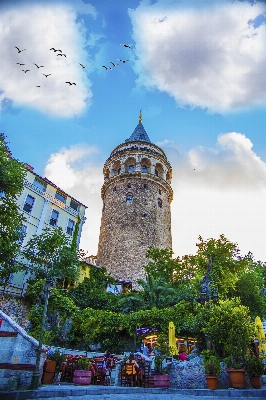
[0, 134, 27, 288]
[201, 298, 255, 365]
[137, 273, 178, 309]
[22, 226, 80, 282]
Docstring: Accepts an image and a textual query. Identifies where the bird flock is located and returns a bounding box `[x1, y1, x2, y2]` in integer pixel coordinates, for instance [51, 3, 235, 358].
[14, 42, 134, 87]
[102, 44, 133, 71]
[14, 46, 83, 87]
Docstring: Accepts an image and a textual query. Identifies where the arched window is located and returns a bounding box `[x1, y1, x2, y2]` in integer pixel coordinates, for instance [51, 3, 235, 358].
[117, 168, 121, 175]
[158, 199, 162, 208]
[126, 193, 133, 203]
[142, 165, 148, 173]
[128, 165, 135, 172]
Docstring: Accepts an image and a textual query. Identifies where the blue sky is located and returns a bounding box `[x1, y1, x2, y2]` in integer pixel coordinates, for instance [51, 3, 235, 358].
[1, 0, 266, 262]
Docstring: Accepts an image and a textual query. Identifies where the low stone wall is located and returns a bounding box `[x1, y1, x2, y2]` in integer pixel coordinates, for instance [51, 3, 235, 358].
[0, 310, 47, 391]
[0, 297, 30, 331]
[170, 356, 232, 389]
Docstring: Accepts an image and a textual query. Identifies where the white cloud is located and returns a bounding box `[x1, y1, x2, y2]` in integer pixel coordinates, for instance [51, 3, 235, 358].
[44, 132, 266, 262]
[44, 144, 103, 254]
[130, 0, 266, 112]
[0, 2, 95, 117]
[160, 132, 266, 260]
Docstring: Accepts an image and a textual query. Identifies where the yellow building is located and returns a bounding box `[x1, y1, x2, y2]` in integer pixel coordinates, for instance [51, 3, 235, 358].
[4, 164, 87, 293]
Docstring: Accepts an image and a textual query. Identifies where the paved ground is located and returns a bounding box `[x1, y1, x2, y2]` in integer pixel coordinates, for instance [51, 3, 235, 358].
[1, 385, 266, 400]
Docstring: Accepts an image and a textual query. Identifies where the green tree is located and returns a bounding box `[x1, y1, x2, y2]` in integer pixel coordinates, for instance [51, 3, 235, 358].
[190, 234, 252, 298]
[144, 247, 197, 287]
[22, 226, 80, 282]
[0, 133, 27, 291]
[232, 268, 266, 319]
[137, 273, 178, 309]
[201, 298, 255, 363]
[69, 265, 117, 310]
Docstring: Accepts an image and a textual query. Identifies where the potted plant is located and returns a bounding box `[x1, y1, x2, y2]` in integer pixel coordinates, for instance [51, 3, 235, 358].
[224, 355, 247, 389]
[42, 348, 66, 384]
[246, 356, 265, 389]
[73, 357, 92, 385]
[201, 299, 255, 389]
[152, 336, 171, 389]
[203, 351, 221, 390]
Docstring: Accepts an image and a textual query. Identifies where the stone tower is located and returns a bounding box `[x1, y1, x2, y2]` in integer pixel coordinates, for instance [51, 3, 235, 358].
[97, 112, 173, 287]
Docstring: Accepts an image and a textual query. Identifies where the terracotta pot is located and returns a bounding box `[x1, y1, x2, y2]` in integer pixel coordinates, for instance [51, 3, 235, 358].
[152, 374, 170, 388]
[42, 360, 56, 384]
[227, 369, 246, 388]
[205, 375, 218, 390]
[73, 369, 92, 385]
[250, 376, 262, 389]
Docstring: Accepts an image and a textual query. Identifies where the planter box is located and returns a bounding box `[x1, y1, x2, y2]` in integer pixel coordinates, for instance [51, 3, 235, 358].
[149, 373, 170, 388]
[73, 370, 92, 385]
[42, 360, 56, 384]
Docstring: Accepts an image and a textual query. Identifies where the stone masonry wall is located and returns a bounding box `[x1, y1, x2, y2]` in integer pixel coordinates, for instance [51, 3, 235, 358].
[97, 175, 172, 287]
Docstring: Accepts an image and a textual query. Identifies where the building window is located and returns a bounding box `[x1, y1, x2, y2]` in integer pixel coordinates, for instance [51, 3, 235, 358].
[127, 183, 131, 188]
[33, 178, 46, 192]
[159, 189, 161, 195]
[70, 199, 79, 211]
[18, 224, 27, 244]
[155, 169, 158, 177]
[128, 165, 135, 172]
[55, 192, 66, 204]
[117, 168, 121, 175]
[50, 209, 59, 226]
[142, 165, 148, 173]
[113, 186, 117, 192]
[23, 194, 35, 213]
[126, 193, 133, 203]
[158, 199, 162, 208]
[144, 184, 147, 189]
[67, 219, 75, 236]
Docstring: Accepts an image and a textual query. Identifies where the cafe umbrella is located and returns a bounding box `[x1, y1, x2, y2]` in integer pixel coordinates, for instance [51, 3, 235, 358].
[168, 321, 178, 355]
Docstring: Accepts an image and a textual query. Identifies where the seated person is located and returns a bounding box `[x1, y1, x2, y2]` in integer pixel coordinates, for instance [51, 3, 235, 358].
[126, 353, 139, 374]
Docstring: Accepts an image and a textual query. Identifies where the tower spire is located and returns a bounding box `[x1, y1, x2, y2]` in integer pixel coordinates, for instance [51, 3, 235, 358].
[139, 109, 142, 123]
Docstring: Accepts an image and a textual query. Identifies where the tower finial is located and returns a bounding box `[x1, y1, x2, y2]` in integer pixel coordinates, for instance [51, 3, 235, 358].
[139, 109, 142, 123]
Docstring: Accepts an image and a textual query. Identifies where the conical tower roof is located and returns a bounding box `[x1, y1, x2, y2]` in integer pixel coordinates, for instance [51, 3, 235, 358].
[125, 110, 151, 143]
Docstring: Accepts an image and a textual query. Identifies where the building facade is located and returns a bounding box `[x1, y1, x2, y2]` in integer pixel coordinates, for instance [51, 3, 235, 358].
[97, 114, 173, 287]
[4, 165, 87, 293]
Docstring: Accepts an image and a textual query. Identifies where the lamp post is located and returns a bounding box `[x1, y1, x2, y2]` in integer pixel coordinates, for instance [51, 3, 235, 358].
[31, 277, 53, 390]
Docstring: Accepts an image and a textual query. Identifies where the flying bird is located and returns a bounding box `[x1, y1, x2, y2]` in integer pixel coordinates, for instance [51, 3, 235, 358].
[14, 46, 26, 53]
[79, 63, 87, 68]
[16, 63, 25, 65]
[110, 61, 119, 67]
[42, 74, 51, 77]
[50, 48, 62, 52]
[57, 53, 66, 57]
[102, 66, 112, 70]
[36, 86, 41, 87]
[22, 70, 30, 73]
[65, 82, 76, 85]
[117, 59, 130, 63]
[33, 63, 44, 68]
[120, 44, 133, 50]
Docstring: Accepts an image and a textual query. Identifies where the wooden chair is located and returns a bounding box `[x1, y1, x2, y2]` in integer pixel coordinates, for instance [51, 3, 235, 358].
[94, 361, 106, 385]
[142, 363, 151, 388]
[120, 363, 137, 387]
[63, 357, 79, 382]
